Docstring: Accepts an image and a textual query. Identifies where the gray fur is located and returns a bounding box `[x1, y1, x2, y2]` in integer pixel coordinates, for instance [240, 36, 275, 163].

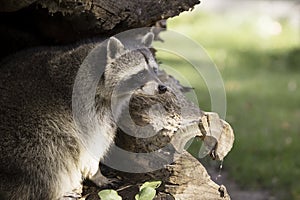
[107, 37, 127, 62]
[141, 32, 154, 47]
[0, 34, 167, 200]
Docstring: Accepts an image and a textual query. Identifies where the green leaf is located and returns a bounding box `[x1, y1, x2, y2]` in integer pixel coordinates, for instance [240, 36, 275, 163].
[98, 189, 122, 200]
[135, 193, 140, 200]
[136, 187, 156, 200]
[140, 181, 162, 191]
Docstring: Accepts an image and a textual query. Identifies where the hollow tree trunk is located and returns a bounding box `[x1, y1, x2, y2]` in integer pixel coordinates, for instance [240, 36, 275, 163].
[0, 0, 199, 59]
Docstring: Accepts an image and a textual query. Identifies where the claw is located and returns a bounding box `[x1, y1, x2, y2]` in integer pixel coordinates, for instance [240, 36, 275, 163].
[90, 168, 120, 187]
[61, 192, 81, 200]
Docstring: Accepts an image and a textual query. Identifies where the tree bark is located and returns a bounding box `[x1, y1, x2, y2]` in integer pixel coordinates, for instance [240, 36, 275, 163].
[0, 0, 199, 59]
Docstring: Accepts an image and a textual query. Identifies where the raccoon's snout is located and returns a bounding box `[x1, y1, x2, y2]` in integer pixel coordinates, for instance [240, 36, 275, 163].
[158, 84, 167, 94]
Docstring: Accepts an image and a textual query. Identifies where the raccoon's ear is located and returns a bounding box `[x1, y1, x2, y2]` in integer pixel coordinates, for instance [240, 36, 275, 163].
[142, 32, 154, 47]
[107, 37, 126, 61]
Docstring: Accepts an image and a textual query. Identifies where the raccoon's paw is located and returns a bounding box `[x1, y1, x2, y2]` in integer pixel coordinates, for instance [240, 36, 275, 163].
[60, 192, 81, 200]
[90, 169, 119, 187]
[60, 186, 82, 200]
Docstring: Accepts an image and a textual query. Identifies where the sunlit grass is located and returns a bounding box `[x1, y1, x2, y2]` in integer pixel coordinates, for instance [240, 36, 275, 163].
[156, 8, 300, 199]
[170, 10, 299, 51]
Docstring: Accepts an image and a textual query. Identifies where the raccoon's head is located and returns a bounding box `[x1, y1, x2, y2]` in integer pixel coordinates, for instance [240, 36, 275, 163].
[104, 33, 161, 95]
[102, 33, 181, 136]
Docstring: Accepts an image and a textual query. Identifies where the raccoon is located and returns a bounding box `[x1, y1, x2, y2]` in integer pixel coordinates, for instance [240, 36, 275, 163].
[0, 32, 172, 200]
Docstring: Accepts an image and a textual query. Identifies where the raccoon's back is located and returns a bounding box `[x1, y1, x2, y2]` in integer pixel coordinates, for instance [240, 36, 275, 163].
[0, 49, 78, 170]
[0, 49, 59, 131]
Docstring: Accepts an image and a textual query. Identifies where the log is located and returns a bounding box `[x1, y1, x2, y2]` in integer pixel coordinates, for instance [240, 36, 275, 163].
[85, 151, 230, 200]
[0, 0, 199, 59]
[166, 151, 229, 200]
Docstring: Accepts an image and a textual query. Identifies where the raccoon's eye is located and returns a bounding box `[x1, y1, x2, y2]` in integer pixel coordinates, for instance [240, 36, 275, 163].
[153, 67, 158, 74]
[136, 71, 146, 80]
[158, 84, 167, 94]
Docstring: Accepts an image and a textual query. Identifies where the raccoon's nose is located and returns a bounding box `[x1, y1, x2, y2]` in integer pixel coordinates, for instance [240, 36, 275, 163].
[158, 84, 167, 94]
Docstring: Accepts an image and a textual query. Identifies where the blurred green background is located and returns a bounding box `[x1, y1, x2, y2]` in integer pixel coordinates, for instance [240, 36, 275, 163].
[155, 1, 300, 199]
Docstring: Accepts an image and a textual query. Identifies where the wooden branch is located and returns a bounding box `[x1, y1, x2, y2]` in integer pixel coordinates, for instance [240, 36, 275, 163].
[165, 151, 230, 200]
[0, 0, 199, 60]
[0, 0, 200, 43]
[86, 151, 230, 200]
[0, 0, 36, 12]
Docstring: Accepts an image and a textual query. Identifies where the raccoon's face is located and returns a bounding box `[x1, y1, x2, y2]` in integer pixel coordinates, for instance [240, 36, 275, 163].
[126, 49, 181, 130]
[105, 46, 162, 96]
[104, 34, 181, 135]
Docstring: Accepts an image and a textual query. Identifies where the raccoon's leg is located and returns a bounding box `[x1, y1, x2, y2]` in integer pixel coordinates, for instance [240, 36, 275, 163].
[0, 172, 55, 200]
[55, 166, 84, 200]
[60, 190, 82, 200]
[60, 183, 83, 200]
[90, 167, 111, 186]
[89, 166, 118, 187]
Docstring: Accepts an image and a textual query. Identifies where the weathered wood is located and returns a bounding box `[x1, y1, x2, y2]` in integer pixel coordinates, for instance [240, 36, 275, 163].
[37, 0, 199, 32]
[85, 151, 231, 200]
[0, 0, 199, 60]
[0, 0, 36, 12]
[198, 112, 234, 161]
[165, 151, 230, 200]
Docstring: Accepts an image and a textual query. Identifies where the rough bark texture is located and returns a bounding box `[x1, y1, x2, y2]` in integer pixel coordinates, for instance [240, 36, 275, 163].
[84, 151, 230, 200]
[0, 0, 199, 60]
[166, 151, 229, 200]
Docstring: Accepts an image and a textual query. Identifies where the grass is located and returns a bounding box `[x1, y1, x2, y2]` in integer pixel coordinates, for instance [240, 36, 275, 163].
[154, 7, 300, 199]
